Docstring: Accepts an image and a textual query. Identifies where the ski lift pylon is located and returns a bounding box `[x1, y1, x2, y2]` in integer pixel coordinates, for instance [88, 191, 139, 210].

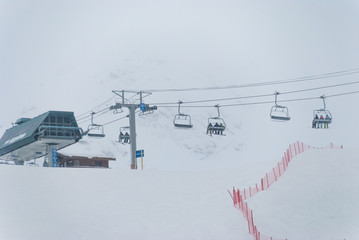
[87, 112, 106, 138]
[270, 91, 291, 121]
[173, 101, 193, 128]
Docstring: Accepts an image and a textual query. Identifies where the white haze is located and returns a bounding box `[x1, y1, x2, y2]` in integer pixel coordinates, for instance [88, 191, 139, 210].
[1, 1, 359, 239]
[1, 0, 359, 165]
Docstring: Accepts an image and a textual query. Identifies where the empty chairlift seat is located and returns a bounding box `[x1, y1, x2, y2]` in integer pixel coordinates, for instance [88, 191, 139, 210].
[87, 112, 105, 138]
[87, 125, 105, 138]
[173, 101, 193, 129]
[270, 105, 291, 121]
[173, 114, 193, 128]
[270, 92, 291, 121]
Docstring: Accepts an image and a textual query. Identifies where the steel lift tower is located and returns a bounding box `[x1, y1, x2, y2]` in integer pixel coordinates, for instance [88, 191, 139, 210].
[110, 90, 156, 169]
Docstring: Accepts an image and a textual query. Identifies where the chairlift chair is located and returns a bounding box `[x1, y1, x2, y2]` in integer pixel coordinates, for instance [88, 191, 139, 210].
[173, 101, 193, 128]
[207, 105, 226, 135]
[312, 96, 332, 129]
[87, 112, 106, 138]
[270, 92, 291, 121]
[119, 126, 130, 143]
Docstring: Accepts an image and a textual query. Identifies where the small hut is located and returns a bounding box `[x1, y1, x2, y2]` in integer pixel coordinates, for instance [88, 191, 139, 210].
[57, 153, 115, 168]
[57, 138, 117, 168]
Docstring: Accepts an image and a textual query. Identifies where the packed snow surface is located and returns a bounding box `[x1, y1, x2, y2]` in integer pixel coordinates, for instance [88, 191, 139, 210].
[0, 148, 358, 240]
[0, 165, 251, 240]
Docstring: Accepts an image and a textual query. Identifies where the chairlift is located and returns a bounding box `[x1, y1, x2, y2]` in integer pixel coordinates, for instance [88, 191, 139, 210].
[207, 104, 226, 135]
[270, 92, 291, 121]
[312, 95, 332, 129]
[87, 112, 105, 138]
[173, 101, 193, 128]
[119, 126, 130, 144]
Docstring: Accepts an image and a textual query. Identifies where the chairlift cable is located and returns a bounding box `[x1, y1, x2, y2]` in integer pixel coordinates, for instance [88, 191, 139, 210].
[76, 87, 359, 127]
[280, 80, 359, 96]
[156, 97, 316, 108]
[76, 68, 359, 126]
[140, 67, 359, 93]
[77, 110, 109, 124]
[77, 106, 114, 122]
[77, 108, 112, 125]
[102, 116, 128, 126]
[154, 90, 359, 108]
[150, 93, 274, 105]
[75, 96, 116, 119]
[102, 110, 141, 126]
[326, 90, 359, 98]
[149, 80, 359, 106]
[76, 106, 112, 122]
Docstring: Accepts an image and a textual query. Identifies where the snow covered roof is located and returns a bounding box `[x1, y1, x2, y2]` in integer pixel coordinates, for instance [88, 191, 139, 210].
[58, 137, 121, 159]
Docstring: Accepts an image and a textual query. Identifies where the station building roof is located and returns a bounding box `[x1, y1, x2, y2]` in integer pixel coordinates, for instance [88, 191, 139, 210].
[0, 111, 82, 162]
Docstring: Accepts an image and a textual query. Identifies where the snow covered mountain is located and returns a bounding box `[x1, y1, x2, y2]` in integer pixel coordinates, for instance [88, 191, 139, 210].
[1, 1, 359, 169]
[1, 1, 359, 239]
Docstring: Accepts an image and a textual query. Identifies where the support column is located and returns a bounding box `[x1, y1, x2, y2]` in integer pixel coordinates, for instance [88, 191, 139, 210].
[129, 106, 137, 169]
[46, 143, 58, 167]
[111, 90, 155, 170]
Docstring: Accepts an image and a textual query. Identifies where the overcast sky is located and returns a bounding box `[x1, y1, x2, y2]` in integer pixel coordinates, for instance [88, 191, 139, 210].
[1, 0, 359, 140]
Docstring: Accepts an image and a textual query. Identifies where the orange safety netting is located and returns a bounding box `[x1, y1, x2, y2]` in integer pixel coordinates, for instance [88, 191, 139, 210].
[228, 141, 343, 240]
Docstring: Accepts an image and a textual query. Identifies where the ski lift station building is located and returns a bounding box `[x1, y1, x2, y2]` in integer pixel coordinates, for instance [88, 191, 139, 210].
[0, 111, 82, 165]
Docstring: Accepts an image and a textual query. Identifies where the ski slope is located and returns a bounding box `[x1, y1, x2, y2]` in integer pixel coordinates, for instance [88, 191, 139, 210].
[0, 147, 358, 240]
[0, 164, 251, 240]
[246, 148, 359, 240]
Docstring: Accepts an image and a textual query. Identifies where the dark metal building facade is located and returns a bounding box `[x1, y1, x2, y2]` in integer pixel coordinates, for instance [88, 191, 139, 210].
[0, 111, 82, 164]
